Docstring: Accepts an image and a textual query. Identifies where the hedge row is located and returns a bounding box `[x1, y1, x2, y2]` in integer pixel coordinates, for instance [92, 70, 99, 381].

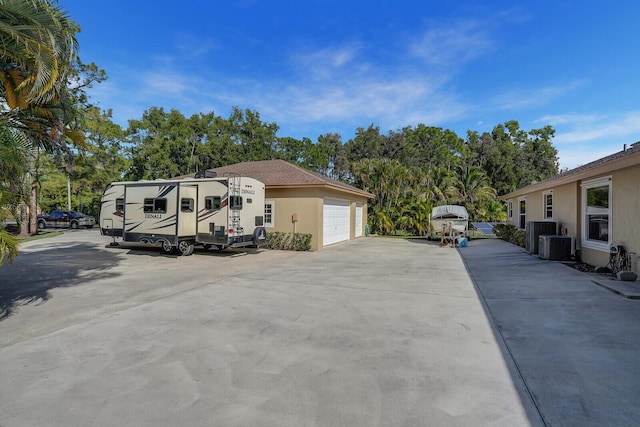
[493, 223, 526, 248]
[260, 231, 312, 251]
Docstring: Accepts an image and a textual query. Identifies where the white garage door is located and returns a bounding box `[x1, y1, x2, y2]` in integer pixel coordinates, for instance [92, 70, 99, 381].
[355, 203, 363, 238]
[323, 199, 350, 246]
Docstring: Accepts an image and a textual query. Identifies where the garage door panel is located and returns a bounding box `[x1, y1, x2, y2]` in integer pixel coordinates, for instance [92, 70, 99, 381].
[323, 199, 350, 246]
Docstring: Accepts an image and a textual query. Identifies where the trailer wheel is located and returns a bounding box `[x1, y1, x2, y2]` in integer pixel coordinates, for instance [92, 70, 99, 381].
[177, 240, 195, 256]
[186, 243, 195, 256]
[160, 240, 174, 254]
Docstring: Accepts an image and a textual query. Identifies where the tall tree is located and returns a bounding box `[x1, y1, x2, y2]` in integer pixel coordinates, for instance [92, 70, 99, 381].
[126, 107, 194, 180]
[344, 124, 384, 164]
[0, 0, 80, 237]
[405, 124, 464, 171]
[227, 107, 279, 162]
[0, 117, 28, 264]
[449, 165, 496, 218]
[303, 132, 347, 179]
[518, 125, 558, 187]
[274, 136, 307, 164]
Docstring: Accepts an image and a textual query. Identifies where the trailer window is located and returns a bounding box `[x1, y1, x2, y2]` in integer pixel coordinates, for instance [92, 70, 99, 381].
[205, 196, 221, 210]
[116, 198, 124, 212]
[181, 198, 194, 213]
[229, 195, 243, 210]
[144, 198, 167, 213]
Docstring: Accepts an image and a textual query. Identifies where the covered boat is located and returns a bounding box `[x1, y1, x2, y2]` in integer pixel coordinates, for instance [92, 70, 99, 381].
[428, 205, 469, 240]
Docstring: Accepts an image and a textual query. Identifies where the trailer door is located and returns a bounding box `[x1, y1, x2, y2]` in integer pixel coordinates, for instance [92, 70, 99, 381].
[177, 185, 198, 237]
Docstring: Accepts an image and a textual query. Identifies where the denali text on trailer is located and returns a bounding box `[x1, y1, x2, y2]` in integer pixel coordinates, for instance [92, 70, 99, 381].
[99, 173, 268, 255]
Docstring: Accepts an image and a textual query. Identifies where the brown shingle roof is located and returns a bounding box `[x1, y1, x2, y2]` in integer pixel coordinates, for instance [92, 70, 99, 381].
[180, 160, 373, 198]
[501, 144, 640, 199]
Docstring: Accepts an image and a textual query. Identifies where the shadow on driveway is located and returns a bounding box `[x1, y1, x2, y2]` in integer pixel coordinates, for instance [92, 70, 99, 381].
[107, 242, 266, 259]
[0, 242, 122, 320]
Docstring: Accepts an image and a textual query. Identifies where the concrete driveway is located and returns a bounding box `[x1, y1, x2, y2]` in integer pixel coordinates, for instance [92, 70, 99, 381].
[0, 231, 539, 426]
[460, 239, 640, 427]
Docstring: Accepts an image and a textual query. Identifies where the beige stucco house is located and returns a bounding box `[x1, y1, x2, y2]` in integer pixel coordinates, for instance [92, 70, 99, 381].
[201, 160, 373, 251]
[500, 144, 640, 273]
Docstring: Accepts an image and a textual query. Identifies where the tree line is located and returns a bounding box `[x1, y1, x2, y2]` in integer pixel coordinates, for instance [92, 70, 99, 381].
[0, 0, 559, 265]
[37, 105, 559, 237]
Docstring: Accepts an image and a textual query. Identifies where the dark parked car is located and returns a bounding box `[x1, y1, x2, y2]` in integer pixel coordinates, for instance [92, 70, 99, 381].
[37, 210, 96, 229]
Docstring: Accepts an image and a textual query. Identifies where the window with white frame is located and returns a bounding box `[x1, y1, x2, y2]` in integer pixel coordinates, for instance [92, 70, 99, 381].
[582, 177, 611, 250]
[518, 197, 526, 229]
[264, 201, 274, 227]
[508, 200, 513, 220]
[543, 191, 553, 220]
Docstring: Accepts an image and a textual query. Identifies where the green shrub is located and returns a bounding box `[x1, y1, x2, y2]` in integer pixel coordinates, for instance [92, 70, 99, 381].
[494, 223, 526, 248]
[260, 231, 312, 251]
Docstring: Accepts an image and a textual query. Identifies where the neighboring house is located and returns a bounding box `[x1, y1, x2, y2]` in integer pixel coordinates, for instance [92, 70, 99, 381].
[179, 160, 373, 251]
[500, 144, 640, 273]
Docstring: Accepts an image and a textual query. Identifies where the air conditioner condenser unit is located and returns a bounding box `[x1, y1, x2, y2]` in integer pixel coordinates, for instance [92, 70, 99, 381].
[539, 235, 572, 261]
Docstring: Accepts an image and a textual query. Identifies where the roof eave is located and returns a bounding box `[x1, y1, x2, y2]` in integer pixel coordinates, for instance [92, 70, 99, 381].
[500, 149, 640, 200]
[266, 183, 374, 198]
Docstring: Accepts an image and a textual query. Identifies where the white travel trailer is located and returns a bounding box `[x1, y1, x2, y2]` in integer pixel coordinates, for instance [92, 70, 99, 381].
[100, 173, 267, 255]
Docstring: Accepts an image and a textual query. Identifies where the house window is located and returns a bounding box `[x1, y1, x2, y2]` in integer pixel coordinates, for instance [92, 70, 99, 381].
[205, 196, 221, 210]
[518, 197, 526, 229]
[508, 200, 513, 220]
[582, 177, 611, 250]
[181, 198, 194, 213]
[543, 191, 553, 220]
[143, 198, 167, 213]
[264, 201, 274, 227]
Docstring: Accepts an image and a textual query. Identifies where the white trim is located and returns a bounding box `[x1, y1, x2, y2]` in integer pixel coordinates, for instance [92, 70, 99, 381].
[507, 200, 513, 221]
[517, 196, 526, 229]
[543, 190, 553, 220]
[580, 176, 612, 188]
[264, 200, 274, 228]
[581, 177, 612, 251]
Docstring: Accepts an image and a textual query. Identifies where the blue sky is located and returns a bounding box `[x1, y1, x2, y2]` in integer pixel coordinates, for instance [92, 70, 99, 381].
[65, 1, 640, 169]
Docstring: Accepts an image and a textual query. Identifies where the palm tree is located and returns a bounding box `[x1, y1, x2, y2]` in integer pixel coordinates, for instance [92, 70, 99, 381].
[450, 165, 497, 219]
[0, 0, 79, 105]
[0, 117, 28, 264]
[479, 200, 507, 222]
[0, 0, 80, 237]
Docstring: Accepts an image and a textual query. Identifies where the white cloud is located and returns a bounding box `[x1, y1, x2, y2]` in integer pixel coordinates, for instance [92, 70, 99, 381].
[410, 20, 492, 67]
[545, 111, 640, 145]
[141, 71, 193, 96]
[536, 112, 640, 169]
[492, 80, 587, 110]
[290, 45, 367, 81]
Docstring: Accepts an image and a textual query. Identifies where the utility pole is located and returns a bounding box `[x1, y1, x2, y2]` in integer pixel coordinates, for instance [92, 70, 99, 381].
[67, 176, 71, 210]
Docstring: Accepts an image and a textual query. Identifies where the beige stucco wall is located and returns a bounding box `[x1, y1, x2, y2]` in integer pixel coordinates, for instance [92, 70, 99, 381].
[505, 165, 640, 274]
[552, 182, 579, 237]
[581, 167, 640, 272]
[265, 187, 369, 251]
